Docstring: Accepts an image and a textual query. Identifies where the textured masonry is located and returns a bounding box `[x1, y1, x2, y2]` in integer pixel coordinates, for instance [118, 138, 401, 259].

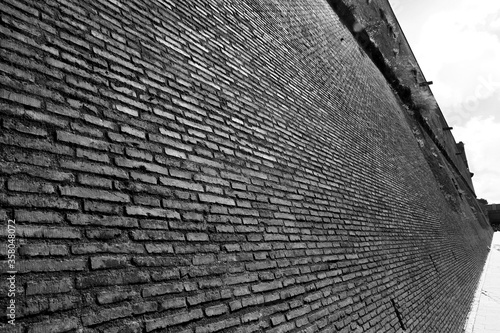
[0, 0, 493, 332]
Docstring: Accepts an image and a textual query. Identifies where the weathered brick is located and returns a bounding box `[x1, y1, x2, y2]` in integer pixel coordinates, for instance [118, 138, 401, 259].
[86, 229, 122, 240]
[78, 174, 113, 188]
[68, 213, 138, 228]
[20, 244, 69, 257]
[26, 278, 72, 295]
[145, 244, 174, 254]
[82, 305, 132, 326]
[90, 255, 129, 270]
[57, 130, 110, 151]
[130, 230, 184, 241]
[142, 282, 184, 297]
[27, 318, 79, 333]
[60, 159, 128, 179]
[60, 185, 130, 202]
[199, 193, 235, 206]
[0, 193, 79, 210]
[0, 89, 41, 107]
[145, 309, 203, 332]
[76, 270, 150, 289]
[18, 259, 86, 273]
[72, 243, 144, 254]
[83, 200, 122, 214]
[14, 210, 63, 223]
[125, 206, 180, 218]
[205, 304, 229, 317]
[14, 225, 81, 239]
[159, 177, 204, 192]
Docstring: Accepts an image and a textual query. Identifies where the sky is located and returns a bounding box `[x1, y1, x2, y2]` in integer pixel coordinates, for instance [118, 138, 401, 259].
[389, 0, 500, 203]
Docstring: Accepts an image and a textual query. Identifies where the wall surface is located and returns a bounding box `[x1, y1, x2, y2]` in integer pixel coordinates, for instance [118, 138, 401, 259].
[0, 0, 493, 332]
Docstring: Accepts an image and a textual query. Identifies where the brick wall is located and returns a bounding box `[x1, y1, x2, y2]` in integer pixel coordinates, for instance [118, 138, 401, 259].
[0, 0, 493, 332]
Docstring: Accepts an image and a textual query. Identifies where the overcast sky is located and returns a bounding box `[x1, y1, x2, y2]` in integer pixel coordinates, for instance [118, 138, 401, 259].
[389, 0, 500, 203]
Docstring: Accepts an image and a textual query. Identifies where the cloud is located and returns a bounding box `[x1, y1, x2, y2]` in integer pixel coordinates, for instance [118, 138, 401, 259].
[391, 0, 500, 125]
[454, 116, 500, 203]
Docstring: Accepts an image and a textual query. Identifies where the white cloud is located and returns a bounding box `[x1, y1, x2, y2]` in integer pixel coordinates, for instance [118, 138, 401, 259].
[392, 0, 500, 124]
[454, 116, 500, 203]
[417, 1, 500, 114]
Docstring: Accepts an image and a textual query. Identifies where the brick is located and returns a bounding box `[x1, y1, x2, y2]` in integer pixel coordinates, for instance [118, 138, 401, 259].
[130, 230, 184, 241]
[60, 159, 128, 179]
[82, 305, 132, 326]
[68, 213, 138, 228]
[199, 193, 235, 206]
[90, 255, 128, 270]
[20, 244, 69, 257]
[161, 297, 186, 310]
[195, 317, 241, 333]
[133, 301, 158, 315]
[27, 318, 78, 333]
[126, 147, 153, 161]
[26, 278, 72, 295]
[18, 259, 86, 273]
[7, 178, 55, 193]
[121, 125, 146, 138]
[14, 210, 64, 223]
[159, 177, 204, 191]
[126, 206, 180, 218]
[60, 185, 130, 202]
[78, 174, 113, 188]
[0, 193, 79, 210]
[57, 130, 110, 150]
[145, 244, 174, 254]
[83, 200, 122, 214]
[145, 309, 203, 332]
[205, 304, 229, 317]
[142, 282, 183, 297]
[0, 132, 73, 155]
[72, 243, 144, 254]
[76, 270, 150, 289]
[76, 148, 111, 163]
[86, 229, 122, 240]
[0, 89, 41, 107]
[14, 225, 81, 239]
